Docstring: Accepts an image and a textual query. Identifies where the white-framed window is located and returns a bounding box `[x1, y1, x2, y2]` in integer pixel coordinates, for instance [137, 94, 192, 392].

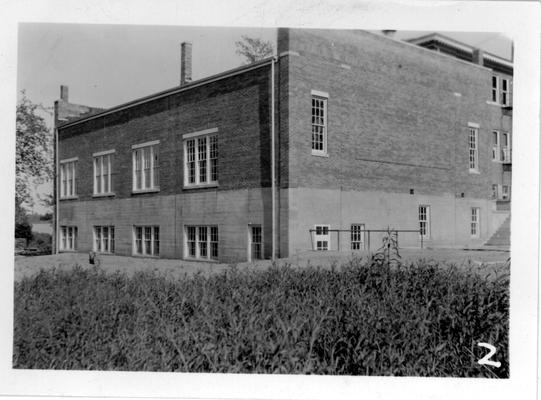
[492, 130, 500, 161]
[133, 226, 159, 256]
[249, 225, 263, 261]
[351, 223, 365, 250]
[501, 132, 510, 162]
[491, 75, 499, 103]
[501, 78, 509, 106]
[93, 151, 114, 195]
[60, 158, 77, 198]
[93, 226, 115, 253]
[470, 207, 480, 238]
[419, 205, 430, 239]
[183, 128, 218, 187]
[314, 224, 330, 251]
[132, 141, 159, 192]
[502, 185, 510, 200]
[311, 90, 328, 156]
[468, 125, 479, 172]
[60, 226, 77, 251]
[185, 225, 219, 260]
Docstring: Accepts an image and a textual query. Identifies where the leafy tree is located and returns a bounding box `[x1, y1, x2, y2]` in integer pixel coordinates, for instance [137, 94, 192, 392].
[16, 92, 53, 211]
[235, 35, 274, 64]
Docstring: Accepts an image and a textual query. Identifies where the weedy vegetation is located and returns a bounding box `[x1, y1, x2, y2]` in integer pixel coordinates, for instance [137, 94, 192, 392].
[13, 256, 509, 377]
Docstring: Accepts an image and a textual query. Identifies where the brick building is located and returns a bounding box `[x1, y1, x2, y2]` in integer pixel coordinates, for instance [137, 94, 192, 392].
[54, 28, 512, 262]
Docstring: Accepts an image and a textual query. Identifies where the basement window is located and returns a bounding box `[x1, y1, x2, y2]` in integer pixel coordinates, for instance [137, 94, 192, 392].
[419, 205, 430, 239]
[93, 226, 115, 253]
[185, 225, 219, 260]
[133, 226, 160, 256]
[311, 90, 328, 156]
[60, 226, 77, 251]
[470, 207, 480, 238]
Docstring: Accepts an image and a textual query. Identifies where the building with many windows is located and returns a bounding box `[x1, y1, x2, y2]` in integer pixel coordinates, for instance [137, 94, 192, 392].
[54, 28, 512, 262]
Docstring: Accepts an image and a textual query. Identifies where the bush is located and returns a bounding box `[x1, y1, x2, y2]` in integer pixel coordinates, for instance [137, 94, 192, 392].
[13, 260, 509, 376]
[15, 221, 32, 241]
[27, 232, 52, 255]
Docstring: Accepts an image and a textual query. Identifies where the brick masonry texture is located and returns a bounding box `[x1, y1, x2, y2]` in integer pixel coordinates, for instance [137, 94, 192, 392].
[278, 28, 510, 200]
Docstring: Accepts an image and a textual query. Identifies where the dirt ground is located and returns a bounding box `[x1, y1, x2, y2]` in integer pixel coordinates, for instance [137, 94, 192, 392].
[14, 246, 510, 282]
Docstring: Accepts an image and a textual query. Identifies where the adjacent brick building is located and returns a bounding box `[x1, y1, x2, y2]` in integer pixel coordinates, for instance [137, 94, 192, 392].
[54, 28, 512, 262]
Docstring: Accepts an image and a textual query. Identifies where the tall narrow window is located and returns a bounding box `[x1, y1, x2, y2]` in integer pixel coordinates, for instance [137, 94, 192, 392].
[311, 94, 328, 155]
[93, 152, 113, 195]
[60, 226, 77, 250]
[468, 126, 479, 172]
[351, 224, 365, 250]
[249, 225, 263, 261]
[132, 142, 159, 192]
[501, 132, 510, 162]
[419, 205, 430, 239]
[314, 225, 330, 250]
[471, 208, 480, 238]
[491, 75, 499, 103]
[501, 78, 509, 106]
[60, 159, 77, 198]
[183, 130, 218, 187]
[133, 226, 159, 256]
[185, 225, 219, 260]
[93, 226, 115, 253]
[492, 131, 500, 161]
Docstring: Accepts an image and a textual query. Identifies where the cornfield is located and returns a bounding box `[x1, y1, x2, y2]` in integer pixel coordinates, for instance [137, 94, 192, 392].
[13, 259, 509, 377]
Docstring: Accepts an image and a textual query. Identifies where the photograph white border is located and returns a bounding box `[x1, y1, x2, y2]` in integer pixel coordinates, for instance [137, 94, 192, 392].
[1, 1, 539, 399]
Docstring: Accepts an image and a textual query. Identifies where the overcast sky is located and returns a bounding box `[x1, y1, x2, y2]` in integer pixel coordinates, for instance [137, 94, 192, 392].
[17, 24, 512, 213]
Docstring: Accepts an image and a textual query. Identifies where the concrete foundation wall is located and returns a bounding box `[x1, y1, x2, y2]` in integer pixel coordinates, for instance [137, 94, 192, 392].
[59, 188, 272, 263]
[285, 187, 494, 256]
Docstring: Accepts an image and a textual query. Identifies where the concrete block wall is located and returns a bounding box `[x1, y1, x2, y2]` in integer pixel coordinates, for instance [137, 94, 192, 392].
[59, 188, 270, 262]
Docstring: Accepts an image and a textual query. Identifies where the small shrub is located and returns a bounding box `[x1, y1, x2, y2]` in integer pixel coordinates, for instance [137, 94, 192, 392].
[13, 260, 509, 377]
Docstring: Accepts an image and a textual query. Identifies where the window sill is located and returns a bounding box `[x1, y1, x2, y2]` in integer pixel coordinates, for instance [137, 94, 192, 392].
[311, 151, 329, 158]
[93, 192, 116, 198]
[183, 257, 219, 263]
[183, 183, 219, 190]
[469, 169, 480, 175]
[132, 188, 160, 194]
[132, 253, 160, 258]
[59, 249, 77, 252]
[60, 196, 79, 201]
[486, 100, 501, 106]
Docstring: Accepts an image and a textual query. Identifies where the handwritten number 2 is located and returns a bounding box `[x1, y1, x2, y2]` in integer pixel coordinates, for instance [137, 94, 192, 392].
[477, 342, 501, 368]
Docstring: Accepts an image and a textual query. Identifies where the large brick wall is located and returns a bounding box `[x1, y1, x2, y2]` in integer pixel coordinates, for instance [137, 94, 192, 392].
[58, 67, 272, 201]
[278, 28, 508, 200]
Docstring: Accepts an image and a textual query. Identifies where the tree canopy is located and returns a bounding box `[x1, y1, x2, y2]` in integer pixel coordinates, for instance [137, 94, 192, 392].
[235, 35, 274, 64]
[16, 92, 53, 210]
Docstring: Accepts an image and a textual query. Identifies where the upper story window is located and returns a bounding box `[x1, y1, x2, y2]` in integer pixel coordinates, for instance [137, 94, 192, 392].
[491, 76, 499, 103]
[132, 141, 159, 192]
[60, 158, 77, 199]
[183, 128, 218, 187]
[311, 90, 328, 156]
[468, 124, 479, 173]
[492, 131, 511, 163]
[93, 150, 114, 195]
[491, 75, 511, 106]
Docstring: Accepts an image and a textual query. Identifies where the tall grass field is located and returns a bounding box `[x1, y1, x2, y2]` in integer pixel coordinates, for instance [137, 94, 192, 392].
[13, 259, 509, 377]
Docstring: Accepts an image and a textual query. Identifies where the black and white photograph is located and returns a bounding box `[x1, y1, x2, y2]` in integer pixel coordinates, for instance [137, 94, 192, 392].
[1, 1, 539, 399]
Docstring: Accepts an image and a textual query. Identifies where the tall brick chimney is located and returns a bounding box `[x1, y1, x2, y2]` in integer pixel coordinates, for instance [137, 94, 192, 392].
[180, 42, 192, 86]
[60, 85, 69, 101]
[472, 48, 484, 65]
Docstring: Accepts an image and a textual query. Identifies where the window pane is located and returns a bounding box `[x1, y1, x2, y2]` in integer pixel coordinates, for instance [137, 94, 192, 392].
[198, 137, 207, 183]
[144, 226, 152, 254]
[143, 148, 151, 189]
[153, 146, 159, 188]
[187, 140, 196, 184]
[154, 227, 159, 256]
[210, 136, 218, 182]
